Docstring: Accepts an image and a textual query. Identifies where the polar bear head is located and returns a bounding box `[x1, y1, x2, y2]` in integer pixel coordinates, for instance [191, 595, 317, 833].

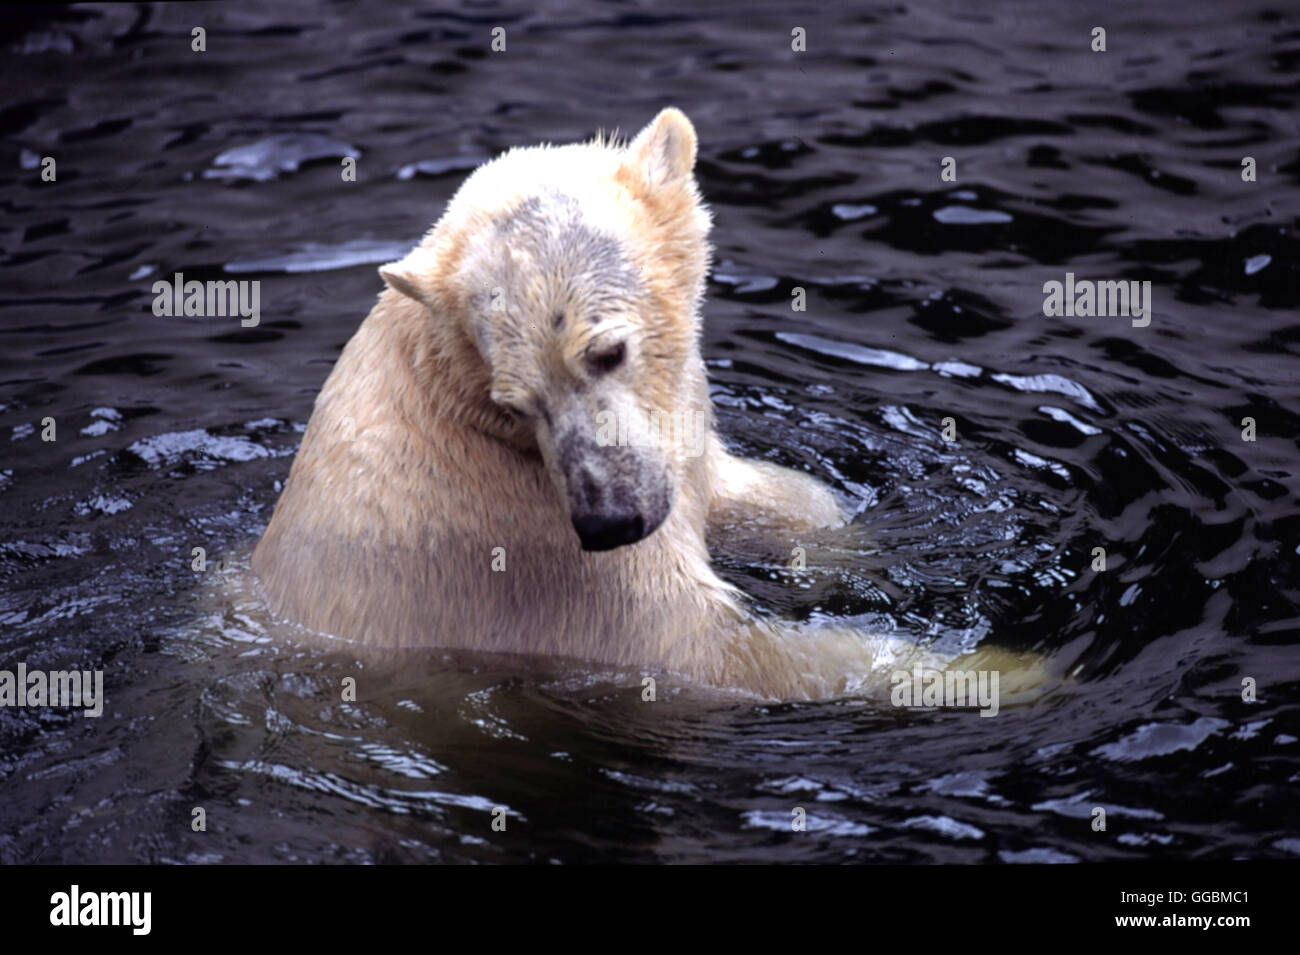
[380, 108, 713, 551]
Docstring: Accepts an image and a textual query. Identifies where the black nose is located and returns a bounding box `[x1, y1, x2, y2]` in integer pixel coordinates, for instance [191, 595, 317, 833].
[572, 512, 646, 551]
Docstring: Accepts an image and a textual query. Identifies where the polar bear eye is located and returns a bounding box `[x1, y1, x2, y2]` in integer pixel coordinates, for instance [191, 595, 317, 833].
[587, 341, 626, 375]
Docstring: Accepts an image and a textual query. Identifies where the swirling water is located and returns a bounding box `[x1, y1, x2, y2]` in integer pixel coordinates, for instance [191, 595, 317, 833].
[1, 0, 1298, 863]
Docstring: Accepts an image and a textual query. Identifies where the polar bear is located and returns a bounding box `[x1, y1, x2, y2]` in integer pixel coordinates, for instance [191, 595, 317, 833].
[252, 109, 1043, 700]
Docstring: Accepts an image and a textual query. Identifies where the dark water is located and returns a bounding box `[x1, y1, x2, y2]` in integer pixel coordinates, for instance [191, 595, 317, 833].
[2, 0, 1298, 863]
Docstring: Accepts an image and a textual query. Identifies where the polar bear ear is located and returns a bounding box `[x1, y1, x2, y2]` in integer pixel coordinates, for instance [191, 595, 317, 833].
[622, 107, 697, 193]
[379, 246, 439, 304]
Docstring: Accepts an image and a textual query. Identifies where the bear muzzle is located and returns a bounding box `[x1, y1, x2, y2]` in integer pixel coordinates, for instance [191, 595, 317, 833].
[545, 409, 675, 552]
